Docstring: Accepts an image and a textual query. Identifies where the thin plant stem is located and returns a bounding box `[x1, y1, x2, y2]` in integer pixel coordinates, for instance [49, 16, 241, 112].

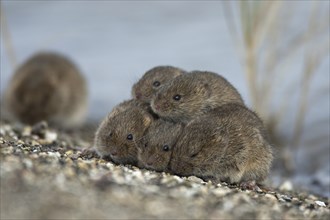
[0, 3, 17, 69]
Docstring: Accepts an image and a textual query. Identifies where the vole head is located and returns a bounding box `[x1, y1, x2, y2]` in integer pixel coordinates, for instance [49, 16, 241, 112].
[136, 120, 183, 172]
[151, 74, 211, 123]
[132, 66, 185, 103]
[94, 106, 154, 166]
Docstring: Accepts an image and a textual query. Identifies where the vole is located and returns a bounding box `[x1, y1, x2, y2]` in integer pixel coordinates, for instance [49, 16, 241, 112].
[151, 71, 244, 123]
[4, 52, 88, 129]
[169, 104, 273, 187]
[132, 66, 186, 103]
[93, 99, 155, 166]
[135, 119, 183, 171]
[136, 103, 273, 187]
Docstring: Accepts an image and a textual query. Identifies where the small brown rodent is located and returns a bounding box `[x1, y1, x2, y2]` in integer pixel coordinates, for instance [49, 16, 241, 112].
[151, 71, 244, 123]
[135, 119, 183, 171]
[134, 103, 273, 185]
[94, 99, 155, 166]
[131, 66, 186, 103]
[169, 103, 273, 185]
[4, 52, 88, 129]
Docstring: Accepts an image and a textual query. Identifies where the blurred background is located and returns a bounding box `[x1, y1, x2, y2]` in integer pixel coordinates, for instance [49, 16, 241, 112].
[1, 1, 329, 197]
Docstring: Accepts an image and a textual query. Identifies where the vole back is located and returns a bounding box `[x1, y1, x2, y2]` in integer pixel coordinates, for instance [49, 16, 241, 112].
[169, 103, 273, 184]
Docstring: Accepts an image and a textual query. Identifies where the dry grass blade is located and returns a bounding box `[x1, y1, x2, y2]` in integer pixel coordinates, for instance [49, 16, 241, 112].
[0, 2, 17, 69]
[223, 1, 329, 173]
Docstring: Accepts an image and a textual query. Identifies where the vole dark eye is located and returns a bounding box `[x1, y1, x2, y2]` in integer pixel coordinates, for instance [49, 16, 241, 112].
[163, 145, 170, 151]
[127, 134, 133, 140]
[108, 132, 113, 138]
[173, 94, 181, 101]
[190, 153, 198, 158]
[144, 143, 148, 148]
[153, 81, 161, 87]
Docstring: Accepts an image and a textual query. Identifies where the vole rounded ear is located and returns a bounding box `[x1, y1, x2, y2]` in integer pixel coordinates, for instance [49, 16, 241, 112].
[131, 84, 137, 97]
[188, 143, 203, 158]
[142, 112, 154, 128]
[173, 69, 185, 77]
[203, 83, 211, 98]
[107, 109, 119, 118]
[194, 81, 211, 98]
[107, 104, 126, 119]
[173, 123, 184, 135]
[135, 136, 146, 150]
[213, 127, 229, 145]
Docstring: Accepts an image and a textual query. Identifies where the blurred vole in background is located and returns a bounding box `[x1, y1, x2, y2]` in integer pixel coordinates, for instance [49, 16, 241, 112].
[4, 52, 88, 129]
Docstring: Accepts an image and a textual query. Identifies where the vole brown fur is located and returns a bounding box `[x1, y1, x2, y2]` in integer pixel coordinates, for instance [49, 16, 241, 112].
[132, 66, 186, 103]
[135, 119, 183, 171]
[136, 103, 273, 186]
[94, 99, 154, 166]
[151, 71, 244, 123]
[170, 104, 273, 185]
[4, 52, 88, 129]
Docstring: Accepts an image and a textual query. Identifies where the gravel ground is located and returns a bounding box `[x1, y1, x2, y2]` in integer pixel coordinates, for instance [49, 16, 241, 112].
[1, 121, 329, 220]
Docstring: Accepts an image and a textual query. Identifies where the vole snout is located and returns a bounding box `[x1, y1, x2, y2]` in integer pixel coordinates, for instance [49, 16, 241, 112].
[110, 149, 118, 157]
[152, 99, 170, 113]
[145, 155, 159, 167]
[153, 104, 161, 111]
[146, 158, 155, 167]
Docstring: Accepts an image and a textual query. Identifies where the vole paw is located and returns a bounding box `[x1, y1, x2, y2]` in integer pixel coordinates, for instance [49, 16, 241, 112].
[80, 147, 100, 159]
[240, 180, 262, 192]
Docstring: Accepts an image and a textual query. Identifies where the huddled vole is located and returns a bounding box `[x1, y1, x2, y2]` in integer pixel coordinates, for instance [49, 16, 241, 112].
[136, 103, 273, 186]
[4, 52, 88, 129]
[169, 104, 273, 185]
[94, 99, 154, 166]
[135, 119, 183, 171]
[132, 66, 186, 103]
[151, 71, 244, 123]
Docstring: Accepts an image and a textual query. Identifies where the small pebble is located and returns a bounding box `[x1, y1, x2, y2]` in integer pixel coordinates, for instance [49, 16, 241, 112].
[0, 128, 5, 136]
[22, 127, 32, 136]
[187, 176, 205, 184]
[265, 193, 277, 202]
[70, 154, 80, 160]
[212, 187, 230, 197]
[45, 131, 57, 142]
[22, 158, 33, 169]
[47, 152, 61, 159]
[315, 201, 326, 207]
[65, 150, 74, 156]
[279, 180, 293, 191]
